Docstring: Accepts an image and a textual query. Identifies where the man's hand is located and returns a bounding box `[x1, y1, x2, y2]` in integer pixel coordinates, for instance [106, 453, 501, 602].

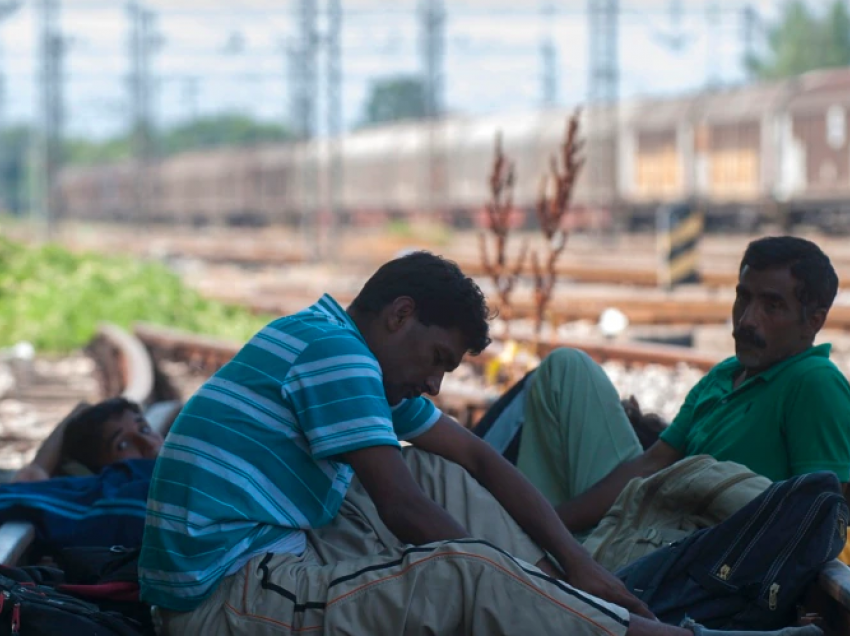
[411, 414, 658, 617]
[12, 463, 50, 483]
[564, 552, 656, 621]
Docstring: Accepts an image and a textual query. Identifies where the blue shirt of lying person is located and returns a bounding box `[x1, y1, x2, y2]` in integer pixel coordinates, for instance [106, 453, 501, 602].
[0, 459, 152, 555]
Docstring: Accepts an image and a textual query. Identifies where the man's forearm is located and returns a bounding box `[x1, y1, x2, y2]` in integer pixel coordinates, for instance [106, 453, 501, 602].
[24, 402, 89, 475]
[556, 460, 648, 533]
[15, 404, 86, 481]
[345, 443, 471, 547]
[379, 494, 471, 546]
[555, 440, 685, 533]
[469, 451, 590, 574]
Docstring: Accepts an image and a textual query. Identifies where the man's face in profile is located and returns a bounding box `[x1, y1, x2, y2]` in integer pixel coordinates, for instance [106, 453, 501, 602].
[732, 265, 815, 374]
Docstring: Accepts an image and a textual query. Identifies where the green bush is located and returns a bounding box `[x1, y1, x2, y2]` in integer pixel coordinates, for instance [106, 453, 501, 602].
[0, 236, 270, 353]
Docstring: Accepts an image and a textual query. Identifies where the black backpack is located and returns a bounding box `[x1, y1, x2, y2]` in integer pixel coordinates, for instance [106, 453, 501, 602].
[0, 547, 150, 636]
[617, 471, 849, 630]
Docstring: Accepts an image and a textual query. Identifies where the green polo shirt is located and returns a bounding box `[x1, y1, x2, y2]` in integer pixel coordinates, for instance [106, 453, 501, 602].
[660, 343, 850, 482]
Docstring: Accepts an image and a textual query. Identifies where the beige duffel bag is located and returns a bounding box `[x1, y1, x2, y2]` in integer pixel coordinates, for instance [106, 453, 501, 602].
[583, 455, 772, 572]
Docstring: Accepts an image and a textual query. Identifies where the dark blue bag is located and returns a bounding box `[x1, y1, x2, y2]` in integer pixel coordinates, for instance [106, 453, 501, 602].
[0, 546, 151, 635]
[616, 471, 849, 630]
[0, 570, 145, 635]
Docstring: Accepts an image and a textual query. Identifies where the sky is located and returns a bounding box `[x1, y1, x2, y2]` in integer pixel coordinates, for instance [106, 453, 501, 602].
[0, 0, 825, 140]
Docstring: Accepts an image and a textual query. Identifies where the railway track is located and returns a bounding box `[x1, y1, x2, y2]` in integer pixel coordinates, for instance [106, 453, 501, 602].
[457, 258, 850, 290]
[132, 322, 722, 381]
[132, 322, 725, 428]
[50, 225, 850, 291]
[217, 286, 850, 332]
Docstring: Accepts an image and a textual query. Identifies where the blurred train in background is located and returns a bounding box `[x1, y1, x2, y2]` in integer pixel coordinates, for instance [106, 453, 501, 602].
[57, 66, 850, 234]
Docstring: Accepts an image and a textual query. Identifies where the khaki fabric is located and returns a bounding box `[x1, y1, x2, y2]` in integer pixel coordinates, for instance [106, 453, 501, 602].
[305, 446, 546, 566]
[582, 455, 772, 572]
[517, 348, 643, 510]
[159, 448, 631, 636]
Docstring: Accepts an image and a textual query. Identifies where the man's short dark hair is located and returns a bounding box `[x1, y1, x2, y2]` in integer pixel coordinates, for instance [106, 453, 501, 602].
[350, 251, 492, 355]
[62, 397, 142, 472]
[740, 236, 839, 313]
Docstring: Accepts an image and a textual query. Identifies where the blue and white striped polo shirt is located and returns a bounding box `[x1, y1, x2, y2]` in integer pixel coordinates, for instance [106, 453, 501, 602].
[139, 294, 441, 611]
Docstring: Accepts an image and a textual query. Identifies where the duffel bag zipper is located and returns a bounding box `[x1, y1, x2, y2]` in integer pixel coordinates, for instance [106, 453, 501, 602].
[758, 492, 844, 610]
[768, 583, 780, 610]
[713, 476, 804, 581]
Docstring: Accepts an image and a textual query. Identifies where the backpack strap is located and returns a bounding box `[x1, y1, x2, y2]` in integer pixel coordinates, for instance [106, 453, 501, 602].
[58, 581, 140, 603]
[0, 564, 65, 587]
[475, 371, 535, 460]
[58, 546, 141, 585]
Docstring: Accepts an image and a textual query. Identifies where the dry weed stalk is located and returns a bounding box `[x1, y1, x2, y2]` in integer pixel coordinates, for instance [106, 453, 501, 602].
[531, 110, 584, 349]
[478, 133, 528, 334]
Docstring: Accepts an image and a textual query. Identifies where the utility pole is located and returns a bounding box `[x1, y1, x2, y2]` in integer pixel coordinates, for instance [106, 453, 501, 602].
[420, 0, 444, 120]
[661, 0, 685, 51]
[290, 0, 319, 258]
[704, 0, 721, 88]
[0, 1, 21, 215]
[419, 0, 445, 219]
[128, 2, 157, 225]
[587, 0, 619, 236]
[182, 76, 200, 123]
[650, 1, 691, 55]
[37, 0, 63, 239]
[741, 4, 758, 74]
[540, 2, 557, 107]
[326, 0, 342, 260]
[290, 0, 318, 142]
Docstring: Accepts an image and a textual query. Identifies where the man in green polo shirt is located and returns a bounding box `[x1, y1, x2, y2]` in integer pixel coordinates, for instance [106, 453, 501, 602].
[510, 235, 850, 535]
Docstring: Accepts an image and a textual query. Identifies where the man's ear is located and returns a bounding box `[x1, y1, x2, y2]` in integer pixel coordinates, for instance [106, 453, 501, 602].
[385, 296, 416, 333]
[803, 307, 827, 340]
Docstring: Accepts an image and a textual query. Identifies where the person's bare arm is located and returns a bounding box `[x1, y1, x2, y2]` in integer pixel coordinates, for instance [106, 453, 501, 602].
[343, 444, 470, 545]
[409, 414, 655, 620]
[12, 402, 89, 482]
[556, 439, 684, 533]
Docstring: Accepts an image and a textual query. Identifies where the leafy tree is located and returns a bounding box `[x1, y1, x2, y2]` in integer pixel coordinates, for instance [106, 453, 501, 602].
[360, 75, 427, 127]
[158, 114, 290, 155]
[64, 136, 133, 166]
[63, 114, 290, 166]
[0, 115, 291, 213]
[746, 0, 850, 80]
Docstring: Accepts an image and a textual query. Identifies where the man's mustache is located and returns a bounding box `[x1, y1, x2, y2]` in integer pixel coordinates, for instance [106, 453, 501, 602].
[733, 327, 767, 349]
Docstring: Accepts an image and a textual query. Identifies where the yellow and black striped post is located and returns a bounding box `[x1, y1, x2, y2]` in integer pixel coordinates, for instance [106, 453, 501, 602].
[657, 202, 703, 288]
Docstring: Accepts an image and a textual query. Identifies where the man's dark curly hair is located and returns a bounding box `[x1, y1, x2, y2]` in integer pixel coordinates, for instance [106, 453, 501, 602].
[350, 251, 492, 355]
[62, 397, 142, 472]
[740, 236, 839, 316]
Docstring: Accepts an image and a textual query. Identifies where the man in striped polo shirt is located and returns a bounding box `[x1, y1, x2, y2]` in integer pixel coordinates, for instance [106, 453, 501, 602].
[139, 252, 746, 636]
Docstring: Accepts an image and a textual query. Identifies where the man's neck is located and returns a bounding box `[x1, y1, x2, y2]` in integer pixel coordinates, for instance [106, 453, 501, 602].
[346, 307, 374, 345]
[733, 368, 749, 390]
[733, 342, 815, 389]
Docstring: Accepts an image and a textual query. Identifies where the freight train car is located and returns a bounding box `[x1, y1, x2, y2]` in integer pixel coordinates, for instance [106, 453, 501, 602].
[781, 70, 850, 233]
[55, 66, 850, 234]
